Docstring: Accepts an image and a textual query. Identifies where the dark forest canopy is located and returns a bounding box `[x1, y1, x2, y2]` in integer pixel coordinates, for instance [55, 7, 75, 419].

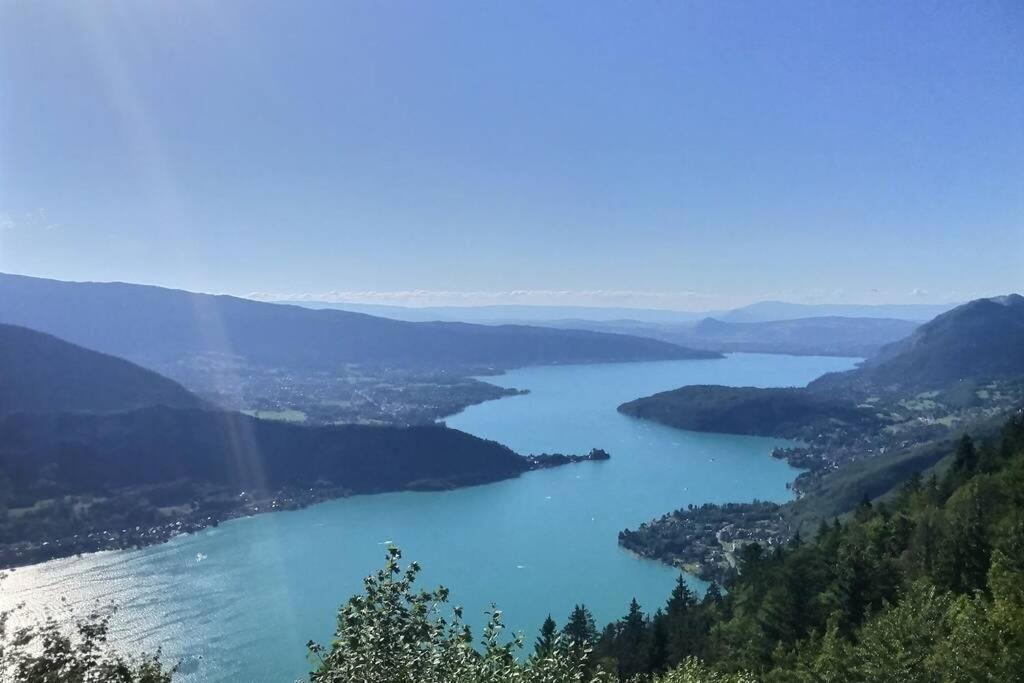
[0, 407, 528, 501]
[618, 385, 875, 439]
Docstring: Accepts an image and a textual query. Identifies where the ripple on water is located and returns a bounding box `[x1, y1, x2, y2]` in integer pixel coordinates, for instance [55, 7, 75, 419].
[4, 354, 859, 683]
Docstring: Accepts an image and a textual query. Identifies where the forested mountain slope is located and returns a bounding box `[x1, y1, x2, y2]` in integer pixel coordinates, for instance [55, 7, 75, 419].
[0, 407, 526, 500]
[0, 323, 204, 416]
[618, 385, 877, 438]
[835, 293, 1024, 390]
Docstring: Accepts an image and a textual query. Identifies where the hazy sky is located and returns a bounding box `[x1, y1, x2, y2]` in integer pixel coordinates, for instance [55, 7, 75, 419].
[1, 1, 1021, 310]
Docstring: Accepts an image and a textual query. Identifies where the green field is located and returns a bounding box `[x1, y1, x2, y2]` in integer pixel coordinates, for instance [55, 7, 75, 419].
[242, 409, 308, 423]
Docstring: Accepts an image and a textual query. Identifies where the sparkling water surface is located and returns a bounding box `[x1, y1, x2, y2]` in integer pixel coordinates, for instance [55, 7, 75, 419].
[1, 353, 857, 682]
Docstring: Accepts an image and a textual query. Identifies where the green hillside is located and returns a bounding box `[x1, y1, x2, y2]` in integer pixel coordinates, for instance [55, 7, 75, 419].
[618, 385, 876, 439]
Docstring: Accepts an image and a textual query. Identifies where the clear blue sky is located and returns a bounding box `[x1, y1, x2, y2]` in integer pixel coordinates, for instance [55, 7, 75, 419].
[1, 1, 1021, 309]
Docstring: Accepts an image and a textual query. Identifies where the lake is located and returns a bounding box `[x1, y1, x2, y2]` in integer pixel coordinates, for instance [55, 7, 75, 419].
[0, 353, 857, 682]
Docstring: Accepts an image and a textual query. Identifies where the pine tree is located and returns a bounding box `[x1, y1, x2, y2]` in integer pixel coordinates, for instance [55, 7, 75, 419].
[666, 575, 697, 617]
[954, 482, 992, 593]
[665, 575, 699, 664]
[648, 609, 670, 674]
[853, 493, 874, 523]
[953, 434, 978, 474]
[534, 615, 557, 657]
[910, 507, 945, 577]
[616, 598, 650, 680]
[593, 622, 619, 677]
[924, 472, 942, 506]
[702, 582, 723, 607]
[562, 604, 597, 645]
[803, 612, 853, 683]
[561, 603, 598, 673]
[901, 470, 923, 497]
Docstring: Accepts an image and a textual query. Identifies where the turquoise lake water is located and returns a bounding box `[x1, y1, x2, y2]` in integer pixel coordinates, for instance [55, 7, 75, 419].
[0, 353, 857, 682]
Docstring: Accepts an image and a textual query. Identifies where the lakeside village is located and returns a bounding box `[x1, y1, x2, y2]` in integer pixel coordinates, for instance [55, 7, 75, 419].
[0, 449, 610, 570]
[153, 354, 527, 427]
[623, 380, 1024, 584]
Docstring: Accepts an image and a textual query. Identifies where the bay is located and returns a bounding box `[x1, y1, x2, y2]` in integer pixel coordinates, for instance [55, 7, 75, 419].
[0, 353, 857, 682]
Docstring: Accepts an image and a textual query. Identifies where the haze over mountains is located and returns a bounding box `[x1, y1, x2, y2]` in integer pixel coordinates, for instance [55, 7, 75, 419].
[276, 299, 957, 324]
[534, 316, 921, 358]
[713, 300, 956, 323]
[0, 273, 716, 373]
[620, 294, 1024, 438]
[271, 297, 953, 358]
[0, 273, 954, 376]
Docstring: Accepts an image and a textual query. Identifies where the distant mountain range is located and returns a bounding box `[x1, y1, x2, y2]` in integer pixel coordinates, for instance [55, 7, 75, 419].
[274, 297, 951, 358]
[527, 316, 920, 358]
[714, 300, 956, 324]
[272, 301, 709, 323]
[279, 299, 957, 324]
[0, 273, 717, 372]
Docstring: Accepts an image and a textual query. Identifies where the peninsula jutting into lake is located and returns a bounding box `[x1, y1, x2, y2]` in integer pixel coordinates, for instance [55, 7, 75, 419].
[3, 1, 1021, 681]
[1, 352, 857, 681]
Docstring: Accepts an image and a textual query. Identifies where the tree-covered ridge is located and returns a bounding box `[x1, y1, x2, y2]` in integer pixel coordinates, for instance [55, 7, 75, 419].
[0, 408, 537, 567]
[617, 386, 874, 439]
[827, 293, 1024, 392]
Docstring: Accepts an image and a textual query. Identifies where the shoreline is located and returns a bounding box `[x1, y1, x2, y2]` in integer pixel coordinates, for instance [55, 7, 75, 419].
[1, 484, 356, 571]
[612, 413, 810, 585]
[0, 451, 610, 572]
